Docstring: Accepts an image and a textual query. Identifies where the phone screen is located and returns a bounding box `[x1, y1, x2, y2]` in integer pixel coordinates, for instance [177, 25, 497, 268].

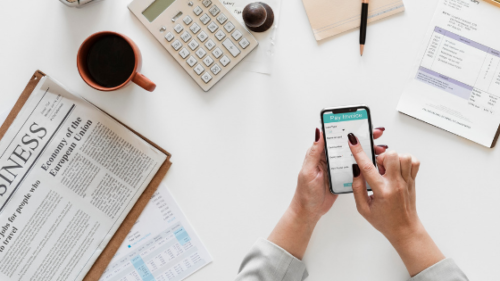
[322, 108, 375, 193]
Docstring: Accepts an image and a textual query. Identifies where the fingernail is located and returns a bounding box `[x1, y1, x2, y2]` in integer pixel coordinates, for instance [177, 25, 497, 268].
[348, 133, 358, 145]
[352, 164, 360, 178]
[375, 127, 386, 131]
[315, 128, 320, 142]
[378, 145, 389, 149]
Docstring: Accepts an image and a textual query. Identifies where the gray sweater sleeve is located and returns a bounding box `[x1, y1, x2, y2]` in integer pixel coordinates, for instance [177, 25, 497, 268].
[235, 238, 308, 281]
[408, 258, 468, 281]
[236, 239, 468, 281]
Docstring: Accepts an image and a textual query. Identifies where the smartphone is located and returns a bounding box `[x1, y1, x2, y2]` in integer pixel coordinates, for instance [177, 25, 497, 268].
[321, 105, 376, 194]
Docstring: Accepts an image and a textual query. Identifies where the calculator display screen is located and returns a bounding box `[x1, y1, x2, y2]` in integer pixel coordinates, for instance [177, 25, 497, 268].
[143, 0, 176, 22]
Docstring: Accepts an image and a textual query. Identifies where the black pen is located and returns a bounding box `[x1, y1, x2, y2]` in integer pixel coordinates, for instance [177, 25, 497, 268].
[360, 0, 369, 56]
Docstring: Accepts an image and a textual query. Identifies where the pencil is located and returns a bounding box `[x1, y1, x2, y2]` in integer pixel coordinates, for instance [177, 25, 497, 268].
[484, 0, 500, 8]
[360, 0, 369, 56]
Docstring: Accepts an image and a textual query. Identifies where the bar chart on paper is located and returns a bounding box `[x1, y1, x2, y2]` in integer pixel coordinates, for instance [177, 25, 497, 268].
[416, 26, 500, 115]
[100, 185, 212, 281]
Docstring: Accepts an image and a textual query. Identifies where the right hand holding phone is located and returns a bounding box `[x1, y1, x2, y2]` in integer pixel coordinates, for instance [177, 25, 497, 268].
[348, 133, 445, 276]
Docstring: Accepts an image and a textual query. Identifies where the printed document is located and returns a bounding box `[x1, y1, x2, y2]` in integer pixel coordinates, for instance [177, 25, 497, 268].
[0, 76, 166, 280]
[398, 0, 500, 147]
[222, 0, 282, 74]
[100, 183, 212, 281]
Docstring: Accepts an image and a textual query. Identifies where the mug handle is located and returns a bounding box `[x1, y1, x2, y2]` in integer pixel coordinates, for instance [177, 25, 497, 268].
[132, 72, 156, 92]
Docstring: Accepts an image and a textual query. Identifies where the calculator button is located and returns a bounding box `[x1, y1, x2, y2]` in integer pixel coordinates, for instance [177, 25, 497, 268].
[197, 31, 208, 42]
[171, 40, 183, 51]
[165, 32, 174, 42]
[222, 38, 240, 57]
[196, 47, 207, 58]
[207, 22, 218, 33]
[190, 23, 201, 34]
[181, 31, 192, 42]
[239, 38, 250, 49]
[231, 30, 242, 41]
[201, 72, 212, 83]
[200, 14, 211, 25]
[211, 64, 221, 75]
[203, 55, 214, 67]
[216, 13, 228, 25]
[220, 55, 231, 67]
[212, 47, 223, 59]
[183, 16, 193, 25]
[187, 56, 197, 67]
[215, 30, 226, 41]
[188, 1, 193, 6]
[202, 0, 212, 8]
[193, 6, 203, 16]
[205, 39, 216, 50]
[224, 22, 235, 33]
[194, 64, 205, 75]
[174, 24, 184, 33]
[209, 5, 220, 17]
[188, 39, 199, 50]
[179, 48, 190, 59]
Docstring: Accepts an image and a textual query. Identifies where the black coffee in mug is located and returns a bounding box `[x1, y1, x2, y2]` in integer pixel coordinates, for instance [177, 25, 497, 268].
[86, 35, 136, 88]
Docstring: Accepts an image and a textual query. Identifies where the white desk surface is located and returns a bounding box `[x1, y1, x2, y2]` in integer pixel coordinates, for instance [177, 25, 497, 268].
[0, 0, 498, 280]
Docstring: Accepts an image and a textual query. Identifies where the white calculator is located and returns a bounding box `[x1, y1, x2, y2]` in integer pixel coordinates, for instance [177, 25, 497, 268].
[129, 0, 259, 92]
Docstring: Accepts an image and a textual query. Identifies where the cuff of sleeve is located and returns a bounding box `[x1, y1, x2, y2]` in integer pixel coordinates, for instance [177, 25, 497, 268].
[408, 258, 468, 281]
[264, 239, 309, 281]
[237, 238, 308, 281]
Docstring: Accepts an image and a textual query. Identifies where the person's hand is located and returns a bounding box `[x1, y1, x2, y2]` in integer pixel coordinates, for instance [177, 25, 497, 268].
[268, 127, 387, 260]
[290, 127, 388, 223]
[348, 133, 421, 240]
[348, 133, 445, 276]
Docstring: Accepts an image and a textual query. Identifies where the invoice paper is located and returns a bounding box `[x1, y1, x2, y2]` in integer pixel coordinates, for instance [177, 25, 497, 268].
[397, 0, 500, 147]
[100, 183, 212, 281]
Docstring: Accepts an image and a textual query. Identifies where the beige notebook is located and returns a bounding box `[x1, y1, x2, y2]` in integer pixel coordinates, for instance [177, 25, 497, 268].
[302, 0, 405, 41]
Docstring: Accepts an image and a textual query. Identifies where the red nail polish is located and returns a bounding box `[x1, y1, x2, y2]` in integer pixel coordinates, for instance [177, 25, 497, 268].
[375, 127, 386, 131]
[352, 164, 360, 177]
[378, 145, 388, 149]
[315, 128, 320, 142]
[348, 133, 358, 145]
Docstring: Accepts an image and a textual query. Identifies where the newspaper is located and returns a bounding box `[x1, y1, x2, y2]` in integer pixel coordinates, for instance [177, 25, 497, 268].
[0, 75, 167, 281]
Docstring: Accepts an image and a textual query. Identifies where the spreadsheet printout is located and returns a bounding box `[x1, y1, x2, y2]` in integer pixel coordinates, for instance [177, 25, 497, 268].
[398, 0, 500, 147]
[100, 183, 212, 281]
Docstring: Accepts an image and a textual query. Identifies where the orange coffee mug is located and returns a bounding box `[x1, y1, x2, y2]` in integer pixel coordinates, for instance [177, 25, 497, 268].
[77, 31, 156, 92]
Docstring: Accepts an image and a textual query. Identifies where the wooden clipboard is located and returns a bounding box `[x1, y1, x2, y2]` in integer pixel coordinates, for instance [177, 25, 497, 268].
[0, 70, 173, 280]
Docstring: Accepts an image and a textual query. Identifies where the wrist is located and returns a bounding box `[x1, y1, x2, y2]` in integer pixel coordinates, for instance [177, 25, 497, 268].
[386, 221, 445, 277]
[288, 200, 321, 227]
[267, 206, 319, 260]
[386, 220, 427, 247]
